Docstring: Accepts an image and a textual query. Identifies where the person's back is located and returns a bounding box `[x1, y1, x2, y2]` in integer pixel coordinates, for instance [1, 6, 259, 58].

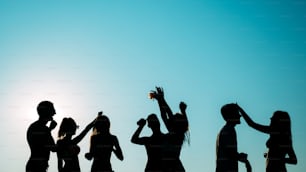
[86, 114, 123, 172]
[145, 133, 166, 171]
[216, 124, 238, 172]
[57, 138, 81, 172]
[91, 134, 116, 170]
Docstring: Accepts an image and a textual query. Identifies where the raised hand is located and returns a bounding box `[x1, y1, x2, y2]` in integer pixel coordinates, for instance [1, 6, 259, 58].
[156, 87, 164, 95]
[49, 120, 57, 130]
[137, 118, 146, 127]
[179, 102, 187, 112]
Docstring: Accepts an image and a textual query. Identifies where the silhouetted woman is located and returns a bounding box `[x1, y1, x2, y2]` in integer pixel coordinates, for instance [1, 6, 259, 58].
[152, 87, 189, 172]
[85, 114, 123, 172]
[131, 114, 166, 172]
[238, 105, 297, 172]
[57, 117, 95, 172]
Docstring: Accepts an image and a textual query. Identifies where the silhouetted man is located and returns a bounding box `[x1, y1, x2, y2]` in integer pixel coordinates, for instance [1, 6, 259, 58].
[131, 114, 166, 172]
[26, 101, 57, 172]
[216, 103, 247, 172]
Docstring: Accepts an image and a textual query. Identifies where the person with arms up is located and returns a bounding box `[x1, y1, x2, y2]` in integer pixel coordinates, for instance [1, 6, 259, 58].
[237, 104, 297, 172]
[57, 116, 96, 172]
[151, 87, 189, 172]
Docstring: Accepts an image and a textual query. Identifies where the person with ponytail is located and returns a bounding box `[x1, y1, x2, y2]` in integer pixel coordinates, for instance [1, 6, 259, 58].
[57, 117, 95, 172]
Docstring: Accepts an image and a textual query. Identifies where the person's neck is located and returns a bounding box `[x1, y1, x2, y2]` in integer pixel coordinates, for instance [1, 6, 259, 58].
[226, 122, 236, 127]
[152, 128, 162, 135]
[37, 118, 49, 125]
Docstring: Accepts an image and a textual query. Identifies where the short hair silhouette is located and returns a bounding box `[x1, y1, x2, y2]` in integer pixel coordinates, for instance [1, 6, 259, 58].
[147, 113, 160, 129]
[26, 101, 57, 172]
[37, 101, 56, 117]
[221, 103, 240, 123]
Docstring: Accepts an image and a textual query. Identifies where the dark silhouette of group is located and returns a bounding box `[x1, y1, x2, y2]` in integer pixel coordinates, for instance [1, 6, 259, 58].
[26, 87, 297, 172]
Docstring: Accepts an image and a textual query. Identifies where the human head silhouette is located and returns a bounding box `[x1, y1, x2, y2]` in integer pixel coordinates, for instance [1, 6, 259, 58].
[221, 103, 241, 125]
[147, 114, 160, 131]
[58, 117, 78, 138]
[37, 101, 56, 121]
[174, 113, 189, 133]
[94, 115, 110, 134]
[270, 111, 291, 135]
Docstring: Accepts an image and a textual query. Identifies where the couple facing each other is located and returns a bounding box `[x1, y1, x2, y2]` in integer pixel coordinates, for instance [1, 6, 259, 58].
[216, 103, 297, 172]
[26, 101, 123, 172]
[131, 87, 189, 172]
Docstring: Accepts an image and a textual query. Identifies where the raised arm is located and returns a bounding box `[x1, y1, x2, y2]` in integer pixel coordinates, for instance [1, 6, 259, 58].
[154, 87, 173, 131]
[72, 118, 95, 145]
[113, 136, 124, 161]
[48, 120, 57, 152]
[131, 119, 147, 145]
[237, 105, 270, 134]
[179, 101, 188, 120]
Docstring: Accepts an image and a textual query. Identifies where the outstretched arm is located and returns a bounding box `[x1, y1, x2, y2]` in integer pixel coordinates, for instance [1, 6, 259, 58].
[113, 136, 124, 161]
[237, 105, 270, 134]
[131, 119, 146, 145]
[72, 118, 95, 144]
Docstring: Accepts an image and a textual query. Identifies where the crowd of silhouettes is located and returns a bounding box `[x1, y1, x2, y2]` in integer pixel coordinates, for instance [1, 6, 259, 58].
[26, 87, 297, 172]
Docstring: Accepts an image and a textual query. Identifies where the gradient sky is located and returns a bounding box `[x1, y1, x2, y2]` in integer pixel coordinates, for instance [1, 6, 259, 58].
[0, 0, 305, 172]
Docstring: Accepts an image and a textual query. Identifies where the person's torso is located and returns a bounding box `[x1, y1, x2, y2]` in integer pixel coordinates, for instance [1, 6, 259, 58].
[27, 121, 53, 160]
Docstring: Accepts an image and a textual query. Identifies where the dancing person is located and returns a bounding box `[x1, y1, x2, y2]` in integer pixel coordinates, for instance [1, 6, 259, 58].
[131, 114, 166, 172]
[26, 101, 57, 172]
[57, 117, 95, 172]
[151, 87, 189, 172]
[237, 105, 297, 172]
[85, 114, 123, 172]
[216, 103, 248, 172]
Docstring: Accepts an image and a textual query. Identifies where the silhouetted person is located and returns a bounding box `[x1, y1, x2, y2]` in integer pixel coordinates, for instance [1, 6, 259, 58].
[237, 105, 297, 172]
[152, 87, 189, 172]
[85, 114, 123, 172]
[26, 101, 57, 172]
[216, 103, 247, 172]
[131, 114, 166, 172]
[57, 117, 95, 172]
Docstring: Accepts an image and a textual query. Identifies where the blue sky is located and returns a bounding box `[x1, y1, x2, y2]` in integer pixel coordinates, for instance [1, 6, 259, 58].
[0, 0, 305, 171]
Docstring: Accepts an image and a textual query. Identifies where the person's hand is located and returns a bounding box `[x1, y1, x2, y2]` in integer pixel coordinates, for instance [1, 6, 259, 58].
[98, 111, 103, 116]
[179, 102, 187, 112]
[49, 120, 57, 130]
[155, 87, 164, 99]
[239, 152, 248, 162]
[137, 118, 146, 127]
[235, 103, 242, 111]
[85, 152, 93, 160]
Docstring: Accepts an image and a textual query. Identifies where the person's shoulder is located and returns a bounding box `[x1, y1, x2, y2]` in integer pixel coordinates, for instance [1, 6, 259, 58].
[28, 120, 47, 130]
